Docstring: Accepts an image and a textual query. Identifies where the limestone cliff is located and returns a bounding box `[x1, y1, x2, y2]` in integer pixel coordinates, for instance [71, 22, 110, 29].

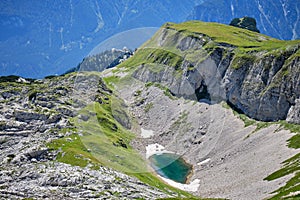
[123, 21, 300, 123]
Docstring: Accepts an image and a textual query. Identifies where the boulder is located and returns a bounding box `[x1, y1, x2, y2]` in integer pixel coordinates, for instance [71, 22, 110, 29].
[14, 110, 48, 122]
[230, 17, 260, 33]
[287, 99, 300, 124]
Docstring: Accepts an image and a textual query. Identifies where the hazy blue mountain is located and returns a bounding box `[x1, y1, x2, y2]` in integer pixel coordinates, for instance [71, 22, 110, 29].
[0, 0, 203, 78]
[1, 0, 299, 78]
[188, 0, 300, 40]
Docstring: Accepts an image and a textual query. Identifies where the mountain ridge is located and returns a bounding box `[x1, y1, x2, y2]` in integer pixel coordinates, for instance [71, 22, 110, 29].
[0, 20, 300, 199]
[116, 20, 300, 123]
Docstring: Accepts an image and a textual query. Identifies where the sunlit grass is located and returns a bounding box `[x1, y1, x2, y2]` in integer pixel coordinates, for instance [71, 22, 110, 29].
[164, 21, 300, 52]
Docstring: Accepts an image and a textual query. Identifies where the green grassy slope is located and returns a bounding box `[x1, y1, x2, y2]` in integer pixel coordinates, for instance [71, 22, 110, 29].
[264, 123, 300, 200]
[164, 21, 300, 52]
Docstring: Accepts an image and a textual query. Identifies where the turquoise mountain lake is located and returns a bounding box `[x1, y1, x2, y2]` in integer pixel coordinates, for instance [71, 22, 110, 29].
[149, 153, 192, 183]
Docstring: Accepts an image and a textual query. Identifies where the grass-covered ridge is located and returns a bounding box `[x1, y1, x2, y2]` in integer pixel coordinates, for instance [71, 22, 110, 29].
[162, 21, 300, 71]
[116, 20, 299, 76]
[164, 21, 300, 52]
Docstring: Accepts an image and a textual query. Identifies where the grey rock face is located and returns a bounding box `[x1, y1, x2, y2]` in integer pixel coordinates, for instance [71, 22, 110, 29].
[222, 52, 299, 121]
[132, 28, 300, 122]
[14, 110, 49, 122]
[287, 99, 300, 124]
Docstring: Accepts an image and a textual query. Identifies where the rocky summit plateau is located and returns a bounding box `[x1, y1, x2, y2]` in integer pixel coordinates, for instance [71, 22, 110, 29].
[1, 21, 300, 200]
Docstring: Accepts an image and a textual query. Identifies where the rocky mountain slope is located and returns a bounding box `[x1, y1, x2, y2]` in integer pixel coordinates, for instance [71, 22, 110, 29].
[124, 21, 300, 123]
[189, 0, 300, 40]
[1, 21, 300, 200]
[0, 74, 174, 199]
[67, 47, 134, 74]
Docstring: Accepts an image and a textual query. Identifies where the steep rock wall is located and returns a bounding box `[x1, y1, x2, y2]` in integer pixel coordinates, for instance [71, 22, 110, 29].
[131, 27, 300, 123]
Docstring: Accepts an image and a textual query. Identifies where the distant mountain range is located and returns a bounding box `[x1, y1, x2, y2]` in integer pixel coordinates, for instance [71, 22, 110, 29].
[189, 0, 300, 40]
[0, 0, 299, 78]
[0, 0, 203, 78]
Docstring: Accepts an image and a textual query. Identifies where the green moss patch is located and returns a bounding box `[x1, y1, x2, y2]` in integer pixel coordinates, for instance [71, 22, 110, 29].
[231, 53, 256, 69]
[288, 134, 300, 149]
[118, 48, 183, 70]
[47, 131, 99, 167]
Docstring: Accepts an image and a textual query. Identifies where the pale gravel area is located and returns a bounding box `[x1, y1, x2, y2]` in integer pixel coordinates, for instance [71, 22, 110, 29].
[112, 75, 300, 200]
[141, 128, 154, 138]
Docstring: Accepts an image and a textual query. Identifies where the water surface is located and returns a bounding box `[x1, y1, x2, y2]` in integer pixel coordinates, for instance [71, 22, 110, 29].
[149, 153, 192, 183]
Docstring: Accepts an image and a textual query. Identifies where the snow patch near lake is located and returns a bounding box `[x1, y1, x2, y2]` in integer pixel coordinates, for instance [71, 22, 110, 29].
[197, 158, 211, 165]
[146, 143, 173, 159]
[159, 175, 200, 192]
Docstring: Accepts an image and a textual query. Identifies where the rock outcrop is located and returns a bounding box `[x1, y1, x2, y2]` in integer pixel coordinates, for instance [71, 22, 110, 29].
[229, 16, 260, 33]
[287, 98, 300, 124]
[129, 21, 300, 123]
